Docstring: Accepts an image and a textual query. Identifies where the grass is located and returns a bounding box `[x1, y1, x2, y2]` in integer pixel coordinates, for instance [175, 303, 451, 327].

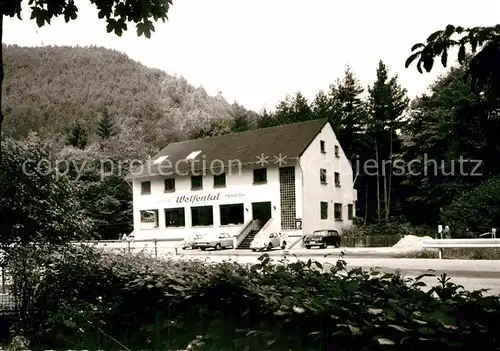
[398, 248, 500, 260]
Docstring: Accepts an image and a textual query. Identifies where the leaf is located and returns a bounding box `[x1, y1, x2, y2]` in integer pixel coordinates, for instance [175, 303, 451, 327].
[313, 261, 323, 269]
[423, 56, 434, 72]
[411, 281, 427, 287]
[457, 44, 467, 64]
[405, 52, 421, 68]
[411, 43, 425, 51]
[427, 30, 442, 42]
[292, 306, 305, 313]
[444, 24, 455, 37]
[441, 49, 448, 67]
[368, 308, 383, 315]
[414, 271, 435, 281]
[349, 325, 361, 335]
[388, 324, 410, 332]
[377, 338, 395, 345]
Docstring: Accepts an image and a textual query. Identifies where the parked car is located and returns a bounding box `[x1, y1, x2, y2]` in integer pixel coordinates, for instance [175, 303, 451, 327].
[182, 233, 204, 249]
[250, 232, 287, 251]
[304, 229, 341, 249]
[196, 232, 234, 250]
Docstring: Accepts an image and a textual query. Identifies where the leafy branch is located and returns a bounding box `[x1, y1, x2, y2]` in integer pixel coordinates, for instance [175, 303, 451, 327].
[406, 24, 500, 103]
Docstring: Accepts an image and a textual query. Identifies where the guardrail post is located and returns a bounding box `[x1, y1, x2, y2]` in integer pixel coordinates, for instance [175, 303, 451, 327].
[438, 248, 443, 259]
[154, 239, 158, 258]
[127, 240, 131, 253]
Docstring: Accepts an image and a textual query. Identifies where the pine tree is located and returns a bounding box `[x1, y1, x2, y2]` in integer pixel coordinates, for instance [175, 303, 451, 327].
[367, 60, 409, 222]
[328, 66, 368, 158]
[67, 122, 88, 149]
[312, 90, 332, 121]
[96, 110, 116, 140]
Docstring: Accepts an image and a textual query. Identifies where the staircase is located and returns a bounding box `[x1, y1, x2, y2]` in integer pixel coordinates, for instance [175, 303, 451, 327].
[237, 230, 259, 249]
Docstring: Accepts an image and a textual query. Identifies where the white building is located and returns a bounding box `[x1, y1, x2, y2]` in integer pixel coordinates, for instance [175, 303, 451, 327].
[127, 118, 357, 248]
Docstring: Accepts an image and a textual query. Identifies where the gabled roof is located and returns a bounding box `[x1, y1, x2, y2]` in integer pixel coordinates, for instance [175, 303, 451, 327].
[128, 118, 329, 178]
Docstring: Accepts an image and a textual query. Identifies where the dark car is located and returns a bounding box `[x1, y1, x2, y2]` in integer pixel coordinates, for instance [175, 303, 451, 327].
[304, 229, 341, 249]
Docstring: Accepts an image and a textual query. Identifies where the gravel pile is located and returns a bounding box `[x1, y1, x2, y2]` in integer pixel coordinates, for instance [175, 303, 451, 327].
[392, 235, 434, 251]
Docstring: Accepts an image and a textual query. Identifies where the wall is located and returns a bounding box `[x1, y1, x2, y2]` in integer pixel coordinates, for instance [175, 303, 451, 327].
[131, 164, 290, 240]
[299, 122, 357, 237]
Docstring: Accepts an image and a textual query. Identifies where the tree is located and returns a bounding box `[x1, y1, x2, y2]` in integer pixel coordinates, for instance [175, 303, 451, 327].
[0, 136, 92, 247]
[405, 24, 500, 111]
[328, 66, 368, 158]
[441, 176, 500, 236]
[66, 122, 88, 149]
[96, 110, 116, 140]
[189, 118, 230, 139]
[326, 67, 372, 223]
[399, 65, 492, 226]
[367, 60, 409, 222]
[0, 0, 175, 159]
[272, 92, 313, 125]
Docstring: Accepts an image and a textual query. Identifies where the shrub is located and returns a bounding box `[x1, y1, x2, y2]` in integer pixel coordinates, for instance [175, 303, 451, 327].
[0, 137, 93, 247]
[441, 177, 500, 236]
[9, 246, 500, 350]
[342, 222, 435, 247]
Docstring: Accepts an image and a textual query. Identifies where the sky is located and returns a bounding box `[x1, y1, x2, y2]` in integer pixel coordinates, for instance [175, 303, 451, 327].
[4, 0, 500, 112]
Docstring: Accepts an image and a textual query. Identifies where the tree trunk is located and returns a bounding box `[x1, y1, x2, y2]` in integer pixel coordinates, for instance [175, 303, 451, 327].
[364, 183, 368, 225]
[0, 15, 4, 162]
[383, 156, 388, 223]
[375, 139, 381, 222]
[386, 128, 394, 222]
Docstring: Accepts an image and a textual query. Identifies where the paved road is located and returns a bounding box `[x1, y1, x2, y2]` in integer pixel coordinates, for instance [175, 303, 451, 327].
[176, 247, 412, 258]
[168, 252, 500, 296]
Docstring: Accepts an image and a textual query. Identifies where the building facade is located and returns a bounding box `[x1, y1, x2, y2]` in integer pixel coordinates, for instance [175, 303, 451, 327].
[128, 119, 357, 245]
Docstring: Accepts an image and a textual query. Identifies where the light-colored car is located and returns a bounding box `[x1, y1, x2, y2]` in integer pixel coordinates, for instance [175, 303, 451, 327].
[250, 232, 286, 251]
[196, 232, 234, 250]
[182, 233, 204, 249]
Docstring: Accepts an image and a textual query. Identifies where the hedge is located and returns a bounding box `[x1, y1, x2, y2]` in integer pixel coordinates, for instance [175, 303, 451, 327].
[6, 245, 500, 350]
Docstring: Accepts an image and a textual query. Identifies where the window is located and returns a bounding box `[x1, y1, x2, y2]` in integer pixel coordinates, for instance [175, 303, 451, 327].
[334, 203, 342, 220]
[165, 178, 175, 192]
[220, 203, 244, 225]
[191, 175, 203, 190]
[348, 204, 354, 220]
[334, 172, 340, 187]
[334, 145, 339, 157]
[140, 210, 158, 229]
[165, 207, 185, 227]
[141, 181, 151, 195]
[320, 169, 327, 184]
[320, 140, 326, 153]
[253, 168, 267, 183]
[191, 206, 213, 226]
[320, 202, 328, 219]
[214, 173, 226, 187]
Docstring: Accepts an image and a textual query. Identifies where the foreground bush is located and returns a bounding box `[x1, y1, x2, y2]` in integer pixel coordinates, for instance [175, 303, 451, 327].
[8, 245, 500, 350]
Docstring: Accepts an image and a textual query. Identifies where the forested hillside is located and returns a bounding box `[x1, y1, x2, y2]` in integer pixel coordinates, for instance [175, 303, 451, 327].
[2, 44, 259, 147]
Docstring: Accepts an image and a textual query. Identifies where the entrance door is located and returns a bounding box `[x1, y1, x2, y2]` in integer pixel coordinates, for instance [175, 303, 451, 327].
[252, 202, 272, 222]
